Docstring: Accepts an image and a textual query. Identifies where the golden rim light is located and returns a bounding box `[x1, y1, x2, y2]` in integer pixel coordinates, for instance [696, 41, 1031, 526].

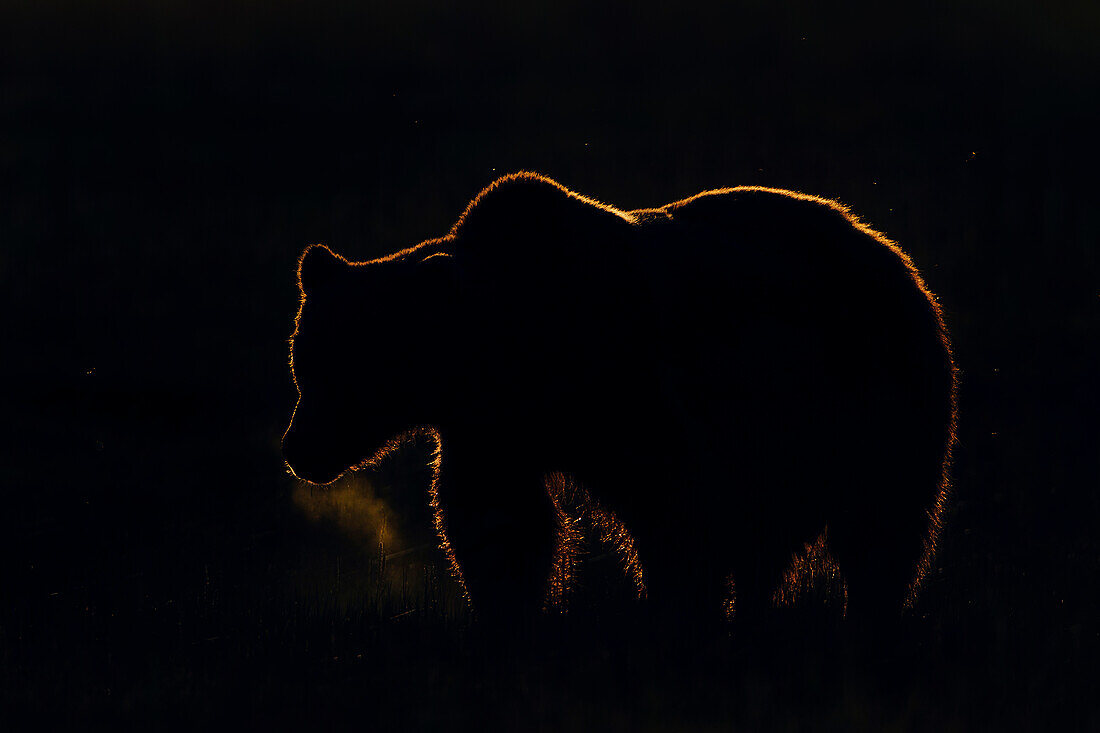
[282, 171, 959, 618]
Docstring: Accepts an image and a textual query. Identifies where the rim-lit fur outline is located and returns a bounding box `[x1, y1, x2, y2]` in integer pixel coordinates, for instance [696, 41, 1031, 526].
[283, 171, 958, 614]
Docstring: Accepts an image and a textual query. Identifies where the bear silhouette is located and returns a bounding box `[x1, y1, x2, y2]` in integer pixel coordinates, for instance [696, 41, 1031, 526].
[282, 172, 956, 625]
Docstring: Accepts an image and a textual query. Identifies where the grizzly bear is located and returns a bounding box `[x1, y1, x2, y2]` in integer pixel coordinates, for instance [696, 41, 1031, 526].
[281, 172, 956, 625]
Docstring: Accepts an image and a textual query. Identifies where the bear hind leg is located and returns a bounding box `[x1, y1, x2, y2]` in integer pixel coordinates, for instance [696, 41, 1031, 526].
[827, 509, 928, 627]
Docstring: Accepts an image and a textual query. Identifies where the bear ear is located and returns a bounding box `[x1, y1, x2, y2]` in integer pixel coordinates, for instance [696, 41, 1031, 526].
[298, 244, 345, 296]
[417, 252, 458, 293]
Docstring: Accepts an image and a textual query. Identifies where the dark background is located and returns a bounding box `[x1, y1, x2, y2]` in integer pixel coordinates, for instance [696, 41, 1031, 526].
[3, 1, 1098, 728]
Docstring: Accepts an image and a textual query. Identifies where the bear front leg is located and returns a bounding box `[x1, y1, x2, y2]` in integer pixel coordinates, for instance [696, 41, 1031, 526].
[431, 435, 559, 630]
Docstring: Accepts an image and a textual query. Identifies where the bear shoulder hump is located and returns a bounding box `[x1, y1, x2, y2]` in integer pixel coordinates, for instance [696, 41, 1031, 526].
[452, 172, 634, 241]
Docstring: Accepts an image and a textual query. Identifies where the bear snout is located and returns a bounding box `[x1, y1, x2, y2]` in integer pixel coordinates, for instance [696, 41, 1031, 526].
[281, 427, 347, 485]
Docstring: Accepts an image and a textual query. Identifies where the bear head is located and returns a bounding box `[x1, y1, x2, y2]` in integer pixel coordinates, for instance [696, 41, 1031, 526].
[282, 244, 456, 485]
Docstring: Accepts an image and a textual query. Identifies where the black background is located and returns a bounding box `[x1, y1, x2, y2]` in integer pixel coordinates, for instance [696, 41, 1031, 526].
[3, 1, 1098, 728]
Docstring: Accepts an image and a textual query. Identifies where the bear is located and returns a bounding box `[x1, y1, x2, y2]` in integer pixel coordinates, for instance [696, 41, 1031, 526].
[281, 171, 957, 626]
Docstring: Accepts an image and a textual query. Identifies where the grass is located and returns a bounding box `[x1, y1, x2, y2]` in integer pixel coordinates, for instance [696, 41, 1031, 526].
[3, 443, 1095, 732]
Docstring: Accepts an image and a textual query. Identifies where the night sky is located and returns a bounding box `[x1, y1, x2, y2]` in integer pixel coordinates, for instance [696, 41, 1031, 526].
[3, 2, 1098, 728]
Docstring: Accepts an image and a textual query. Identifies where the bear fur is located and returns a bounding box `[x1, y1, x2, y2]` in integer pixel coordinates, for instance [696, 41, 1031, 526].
[282, 172, 957, 624]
